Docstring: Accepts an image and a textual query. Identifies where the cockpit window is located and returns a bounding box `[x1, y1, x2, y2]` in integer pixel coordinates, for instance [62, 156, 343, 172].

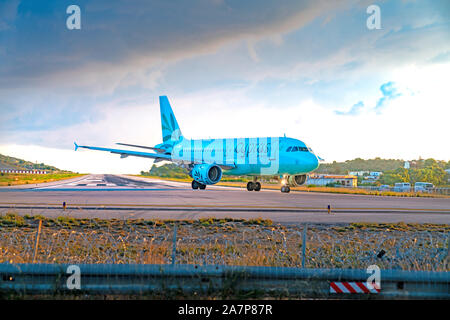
[287, 146, 309, 152]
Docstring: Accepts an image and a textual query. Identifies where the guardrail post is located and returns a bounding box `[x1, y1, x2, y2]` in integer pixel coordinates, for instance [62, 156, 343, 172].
[302, 224, 307, 269]
[446, 232, 449, 269]
[171, 223, 177, 265]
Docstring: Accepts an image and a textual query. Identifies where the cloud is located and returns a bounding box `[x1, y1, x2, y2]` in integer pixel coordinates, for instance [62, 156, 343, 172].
[429, 51, 450, 64]
[335, 101, 364, 116]
[0, 0, 19, 30]
[375, 81, 402, 110]
[0, 0, 346, 90]
[1, 0, 449, 169]
[336, 81, 402, 116]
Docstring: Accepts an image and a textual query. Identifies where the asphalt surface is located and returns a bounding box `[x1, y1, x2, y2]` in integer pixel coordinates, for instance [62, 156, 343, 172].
[0, 174, 449, 224]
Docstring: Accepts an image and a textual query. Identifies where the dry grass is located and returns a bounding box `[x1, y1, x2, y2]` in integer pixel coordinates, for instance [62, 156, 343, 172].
[0, 213, 448, 271]
[0, 173, 83, 186]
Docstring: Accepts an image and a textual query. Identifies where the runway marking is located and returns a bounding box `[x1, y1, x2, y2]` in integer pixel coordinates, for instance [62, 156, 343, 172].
[0, 188, 174, 192]
[0, 202, 448, 212]
[1, 206, 449, 215]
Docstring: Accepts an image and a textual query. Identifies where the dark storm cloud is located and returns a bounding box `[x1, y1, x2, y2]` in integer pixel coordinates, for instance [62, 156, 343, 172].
[0, 0, 345, 89]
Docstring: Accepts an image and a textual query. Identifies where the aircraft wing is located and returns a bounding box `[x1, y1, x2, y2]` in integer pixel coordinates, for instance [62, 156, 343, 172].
[74, 142, 173, 161]
[115, 142, 167, 153]
[74, 142, 236, 169]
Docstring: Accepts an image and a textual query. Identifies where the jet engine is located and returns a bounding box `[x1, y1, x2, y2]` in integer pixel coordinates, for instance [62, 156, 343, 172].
[286, 174, 307, 187]
[190, 164, 223, 185]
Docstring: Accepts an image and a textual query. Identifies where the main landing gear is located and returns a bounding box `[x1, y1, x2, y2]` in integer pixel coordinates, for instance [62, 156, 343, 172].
[280, 185, 290, 193]
[192, 180, 206, 190]
[246, 181, 261, 191]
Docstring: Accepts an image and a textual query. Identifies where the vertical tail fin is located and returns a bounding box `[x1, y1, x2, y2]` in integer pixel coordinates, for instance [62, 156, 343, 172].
[159, 96, 183, 144]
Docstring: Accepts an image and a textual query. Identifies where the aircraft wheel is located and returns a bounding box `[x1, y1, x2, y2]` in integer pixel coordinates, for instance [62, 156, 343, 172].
[199, 183, 206, 190]
[254, 182, 261, 191]
[192, 180, 199, 190]
[247, 182, 254, 191]
[281, 186, 290, 193]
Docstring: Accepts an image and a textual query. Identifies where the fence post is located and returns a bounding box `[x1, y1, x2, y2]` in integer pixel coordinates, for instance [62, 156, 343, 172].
[302, 224, 307, 269]
[171, 223, 177, 265]
[32, 219, 43, 263]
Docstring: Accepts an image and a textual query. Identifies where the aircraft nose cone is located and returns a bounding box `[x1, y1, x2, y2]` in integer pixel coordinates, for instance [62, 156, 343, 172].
[308, 153, 319, 171]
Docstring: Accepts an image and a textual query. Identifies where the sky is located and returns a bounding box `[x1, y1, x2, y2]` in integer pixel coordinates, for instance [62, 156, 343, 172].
[0, 0, 449, 173]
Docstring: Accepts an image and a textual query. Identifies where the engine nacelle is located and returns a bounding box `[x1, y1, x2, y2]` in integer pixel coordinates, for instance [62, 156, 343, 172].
[286, 174, 307, 187]
[190, 164, 222, 185]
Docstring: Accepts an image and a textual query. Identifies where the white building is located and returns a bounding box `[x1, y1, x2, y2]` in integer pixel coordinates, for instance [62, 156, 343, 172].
[349, 171, 369, 177]
[0, 168, 48, 174]
[306, 174, 357, 187]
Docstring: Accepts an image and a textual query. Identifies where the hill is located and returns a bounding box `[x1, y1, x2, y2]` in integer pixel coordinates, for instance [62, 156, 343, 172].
[142, 163, 190, 179]
[316, 158, 404, 174]
[316, 157, 450, 174]
[0, 153, 61, 172]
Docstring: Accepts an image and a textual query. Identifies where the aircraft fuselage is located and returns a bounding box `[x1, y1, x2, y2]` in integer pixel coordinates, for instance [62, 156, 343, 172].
[170, 136, 319, 176]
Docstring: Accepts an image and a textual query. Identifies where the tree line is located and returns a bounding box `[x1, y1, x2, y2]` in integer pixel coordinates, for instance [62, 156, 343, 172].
[143, 158, 450, 186]
[318, 157, 449, 186]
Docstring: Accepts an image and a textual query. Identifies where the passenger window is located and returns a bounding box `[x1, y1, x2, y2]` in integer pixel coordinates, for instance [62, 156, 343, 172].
[287, 147, 292, 152]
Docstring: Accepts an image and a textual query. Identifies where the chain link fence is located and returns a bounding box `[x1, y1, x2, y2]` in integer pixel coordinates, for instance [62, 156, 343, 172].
[1, 214, 448, 271]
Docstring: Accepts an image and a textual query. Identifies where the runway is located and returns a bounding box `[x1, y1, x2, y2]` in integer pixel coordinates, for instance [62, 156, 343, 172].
[0, 174, 449, 224]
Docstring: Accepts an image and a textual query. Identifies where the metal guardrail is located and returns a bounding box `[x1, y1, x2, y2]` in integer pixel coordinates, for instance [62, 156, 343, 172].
[1, 264, 448, 299]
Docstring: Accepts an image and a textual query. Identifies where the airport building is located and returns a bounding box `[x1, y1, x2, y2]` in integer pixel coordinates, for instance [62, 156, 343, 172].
[0, 168, 48, 174]
[349, 171, 369, 177]
[306, 174, 357, 187]
[348, 170, 383, 184]
[349, 171, 382, 177]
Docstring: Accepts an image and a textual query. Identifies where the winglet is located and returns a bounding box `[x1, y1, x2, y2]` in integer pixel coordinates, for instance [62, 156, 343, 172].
[74, 142, 79, 151]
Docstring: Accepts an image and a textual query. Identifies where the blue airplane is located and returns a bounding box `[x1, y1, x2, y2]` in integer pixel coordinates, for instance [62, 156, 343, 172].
[75, 96, 321, 193]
